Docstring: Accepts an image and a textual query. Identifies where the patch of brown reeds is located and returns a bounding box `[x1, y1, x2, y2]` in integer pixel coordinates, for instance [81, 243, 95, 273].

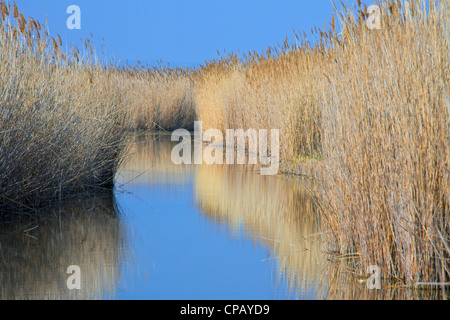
[193, 0, 450, 286]
[0, 1, 128, 211]
[115, 65, 197, 131]
[318, 0, 450, 286]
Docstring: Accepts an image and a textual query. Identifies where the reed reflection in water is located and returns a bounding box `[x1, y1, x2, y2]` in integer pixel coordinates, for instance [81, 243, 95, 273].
[194, 164, 323, 298]
[118, 133, 193, 186]
[117, 133, 445, 300]
[194, 164, 446, 300]
[0, 195, 127, 299]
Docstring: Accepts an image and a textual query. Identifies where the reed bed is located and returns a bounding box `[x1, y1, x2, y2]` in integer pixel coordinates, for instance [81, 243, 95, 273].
[318, 0, 450, 286]
[193, 0, 450, 286]
[116, 66, 197, 131]
[195, 50, 323, 165]
[0, 1, 128, 210]
[0, 0, 195, 210]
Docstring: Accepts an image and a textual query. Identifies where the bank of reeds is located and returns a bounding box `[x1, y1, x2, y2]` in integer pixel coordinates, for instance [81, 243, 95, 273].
[195, 49, 323, 166]
[318, 0, 450, 286]
[193, 0, 450, 286]
[116, 66, 196, 131]
[0, 1, 128, 210]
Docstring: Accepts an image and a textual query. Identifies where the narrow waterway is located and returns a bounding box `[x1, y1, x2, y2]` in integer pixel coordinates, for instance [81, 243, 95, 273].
[113, 133, 325, 299]
[0, 133, 443, 299]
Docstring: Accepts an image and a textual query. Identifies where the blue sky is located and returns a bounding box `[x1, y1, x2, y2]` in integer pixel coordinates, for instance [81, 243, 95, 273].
[12, 0, 353, 68]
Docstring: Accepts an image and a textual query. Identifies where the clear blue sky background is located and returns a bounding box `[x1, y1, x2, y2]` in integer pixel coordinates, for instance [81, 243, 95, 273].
[13, 0, 355, 68]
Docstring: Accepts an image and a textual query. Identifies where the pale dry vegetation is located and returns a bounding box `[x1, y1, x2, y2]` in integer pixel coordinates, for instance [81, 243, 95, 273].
[318, 0, 450, 286]
[116, 66, 196, 131]
[195, 48, 323, 166]
[0, 1, 127, 210]
[0, 0, 195, 211]
[1, 0, 448, 287]
[193, 0, 450, 286]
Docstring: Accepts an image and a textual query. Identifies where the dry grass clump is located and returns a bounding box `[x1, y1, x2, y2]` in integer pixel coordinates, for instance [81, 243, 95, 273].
[193, 0, 449, 285]
[0, 1, 127, 211]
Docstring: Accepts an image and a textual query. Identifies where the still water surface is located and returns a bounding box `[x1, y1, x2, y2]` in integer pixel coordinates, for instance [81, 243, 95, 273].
[114, 133, 323, 299]
[0, 134, 443, 299]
